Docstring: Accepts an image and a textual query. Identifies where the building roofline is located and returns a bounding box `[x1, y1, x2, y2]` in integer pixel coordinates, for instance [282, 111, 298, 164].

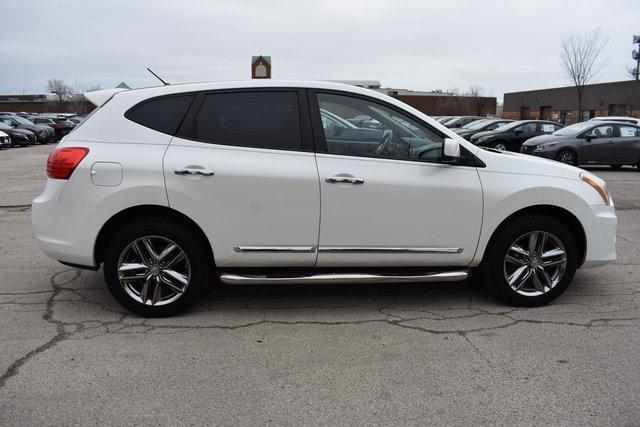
[504, 79, 639, 96]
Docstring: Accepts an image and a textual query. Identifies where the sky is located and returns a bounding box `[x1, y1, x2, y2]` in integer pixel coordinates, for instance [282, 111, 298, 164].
[1, 0, 639, 102]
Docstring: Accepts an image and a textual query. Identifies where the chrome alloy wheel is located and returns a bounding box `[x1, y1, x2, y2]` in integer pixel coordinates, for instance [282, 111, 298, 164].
[503, 231, 567, 297]
[117, 236, 191, 306]
[494, 143, 507, 151]
[559, 151, 577, 165]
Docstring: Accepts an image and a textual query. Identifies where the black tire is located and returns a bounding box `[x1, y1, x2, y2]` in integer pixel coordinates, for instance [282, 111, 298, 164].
[555, 149, 578, 166]
[492, 141, 507, 151]
[103, 218, 211, 317]
[482, 214, 578, 307]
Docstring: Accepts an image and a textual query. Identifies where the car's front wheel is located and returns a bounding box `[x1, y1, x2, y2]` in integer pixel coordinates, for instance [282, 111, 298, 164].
[493, 142, 507, 151]
[555, 149, 577, 166]
[483, 214, 578, 306]
[103, 218, 210, 317]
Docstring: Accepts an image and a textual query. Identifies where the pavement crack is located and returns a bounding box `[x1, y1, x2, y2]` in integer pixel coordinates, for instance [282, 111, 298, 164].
[0, 268, 84, 389]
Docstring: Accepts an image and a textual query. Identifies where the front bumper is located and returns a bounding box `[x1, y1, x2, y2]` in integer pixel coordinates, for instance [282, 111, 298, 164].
[570, 204, 617, 268]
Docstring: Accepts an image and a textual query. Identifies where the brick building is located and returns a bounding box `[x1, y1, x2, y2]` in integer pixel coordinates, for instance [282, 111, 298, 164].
[503, 80, 640, 124]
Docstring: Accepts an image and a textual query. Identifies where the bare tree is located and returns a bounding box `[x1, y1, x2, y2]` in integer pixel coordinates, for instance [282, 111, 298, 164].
[47, 78, 72, 112]
[560, 30, 608, 121]
[467, 85, 489, 116]
[626, 64, 639, 80]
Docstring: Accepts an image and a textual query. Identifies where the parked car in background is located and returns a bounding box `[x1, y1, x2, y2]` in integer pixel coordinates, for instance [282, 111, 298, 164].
[0, 130, 11, 149]
[0, 121, 37, 146]
[29, 116, 75, 139]
[435, 116, 455, 123]
[32, 80, 616, 316]
[443, 116, 487, 128]
[0, 115, 56, 143]
[521, 121, 640, 168]
[453, 119, 514, 140]
[470, 120, 563, 151]
[589, 116, 640, 126]
[68, 116, 85, 125]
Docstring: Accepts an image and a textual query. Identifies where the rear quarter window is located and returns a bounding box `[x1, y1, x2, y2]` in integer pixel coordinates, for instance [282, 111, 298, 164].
[125, 94, 194, 135]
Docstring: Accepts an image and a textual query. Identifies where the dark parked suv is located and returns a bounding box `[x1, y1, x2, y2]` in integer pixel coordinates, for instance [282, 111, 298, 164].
[521, 121, 640, 168]
[29, 116, 75, 140]
[470, 120, 563, 152]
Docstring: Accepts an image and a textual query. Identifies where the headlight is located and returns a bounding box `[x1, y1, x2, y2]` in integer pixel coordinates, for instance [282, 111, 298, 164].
[533, 142, 557, 152]
[580, 172, 611, 205]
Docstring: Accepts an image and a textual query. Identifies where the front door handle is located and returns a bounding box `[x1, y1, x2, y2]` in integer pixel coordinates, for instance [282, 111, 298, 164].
[174, 168, 215, 176]
[325, 176, 365, 184]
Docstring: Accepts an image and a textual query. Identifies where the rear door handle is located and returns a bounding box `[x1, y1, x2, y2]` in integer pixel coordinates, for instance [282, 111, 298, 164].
[325, 176, 364, 184]
[174, 168, 215, 176]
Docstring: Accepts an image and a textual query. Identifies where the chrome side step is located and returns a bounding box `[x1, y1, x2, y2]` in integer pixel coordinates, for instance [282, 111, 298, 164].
[219, 270, 469, 285]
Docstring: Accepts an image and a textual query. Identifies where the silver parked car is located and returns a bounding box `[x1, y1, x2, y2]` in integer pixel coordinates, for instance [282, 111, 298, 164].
[521, 121, 640, 168]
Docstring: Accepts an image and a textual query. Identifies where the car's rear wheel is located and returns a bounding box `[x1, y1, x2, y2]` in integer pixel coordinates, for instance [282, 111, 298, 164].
[555, 149, 577, 166]
[103, 218, 210, 317]
[483, 214, 578, 306]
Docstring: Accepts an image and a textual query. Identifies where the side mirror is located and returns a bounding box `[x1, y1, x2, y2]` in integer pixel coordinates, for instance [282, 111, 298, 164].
[514, 129, 522, 135]
[443, 138, 461, 159]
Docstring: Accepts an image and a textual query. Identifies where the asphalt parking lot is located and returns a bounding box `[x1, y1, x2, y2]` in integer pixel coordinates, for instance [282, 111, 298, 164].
[1, 144, 639, 425]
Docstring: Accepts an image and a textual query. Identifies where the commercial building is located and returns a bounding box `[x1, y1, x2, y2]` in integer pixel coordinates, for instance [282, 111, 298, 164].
[503, 80, 640, 124]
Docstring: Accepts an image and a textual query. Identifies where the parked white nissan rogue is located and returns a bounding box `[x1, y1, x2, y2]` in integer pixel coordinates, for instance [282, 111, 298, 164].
[32, 80, 617, 316]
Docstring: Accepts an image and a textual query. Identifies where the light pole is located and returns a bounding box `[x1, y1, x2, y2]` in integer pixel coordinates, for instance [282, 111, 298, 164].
[633, 35, 640, 80]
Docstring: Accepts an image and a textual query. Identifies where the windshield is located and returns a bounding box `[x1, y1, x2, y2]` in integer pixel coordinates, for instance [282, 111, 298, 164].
[552, 122, 593, 136]
[13, 116, 35, 126]
[463, 119, 490, 129]
[491, 121, 524, 132]
[0, 122, 11, 130]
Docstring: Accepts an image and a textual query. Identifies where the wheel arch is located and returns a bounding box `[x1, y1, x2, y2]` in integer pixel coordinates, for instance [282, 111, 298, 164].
[94, 204, 215, 268]
[555, 147, 579, 163]
[480, 204, 587, 268]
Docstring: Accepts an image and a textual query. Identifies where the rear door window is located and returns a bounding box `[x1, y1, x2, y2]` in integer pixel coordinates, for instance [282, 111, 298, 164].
[619, 125, 640, 137]
[190, 91, 302, 151]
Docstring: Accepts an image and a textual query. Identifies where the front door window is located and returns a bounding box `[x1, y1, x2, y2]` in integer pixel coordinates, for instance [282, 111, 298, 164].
[316, 93, 445, 162]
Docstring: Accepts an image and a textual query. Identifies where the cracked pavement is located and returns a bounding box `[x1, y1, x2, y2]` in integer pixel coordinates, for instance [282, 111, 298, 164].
[1, 145, 639, 425]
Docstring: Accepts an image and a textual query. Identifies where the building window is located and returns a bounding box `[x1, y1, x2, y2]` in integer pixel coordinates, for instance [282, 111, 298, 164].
[608, 104, 628, 116]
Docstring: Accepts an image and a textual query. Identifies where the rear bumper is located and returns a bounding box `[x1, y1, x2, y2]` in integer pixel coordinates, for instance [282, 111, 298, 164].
[571, 204, 617, 268]
[31, 179, 101, 268]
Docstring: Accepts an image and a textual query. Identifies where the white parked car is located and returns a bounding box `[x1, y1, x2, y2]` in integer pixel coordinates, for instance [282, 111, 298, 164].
[32, 81, 617, 316]
[589, 116, 640, 126]
[0, 130, 11, 149]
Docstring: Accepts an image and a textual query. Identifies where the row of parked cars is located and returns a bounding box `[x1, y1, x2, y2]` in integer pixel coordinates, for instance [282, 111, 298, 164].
[0, 112, 84, 149]
[432, 115, 640, 169]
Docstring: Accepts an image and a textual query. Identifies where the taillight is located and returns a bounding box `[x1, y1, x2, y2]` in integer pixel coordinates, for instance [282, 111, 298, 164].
[46, 147, 89, 179]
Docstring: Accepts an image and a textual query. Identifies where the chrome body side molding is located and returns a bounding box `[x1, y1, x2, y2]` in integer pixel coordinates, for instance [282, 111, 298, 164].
[219, 270, 469, 285]
[317, 247, 463, 254]
[234, 246, 463, 254]
[234, 246, 317, 253]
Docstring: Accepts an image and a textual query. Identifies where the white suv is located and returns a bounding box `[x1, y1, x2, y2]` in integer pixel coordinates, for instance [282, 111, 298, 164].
[32, 81, 617, 316]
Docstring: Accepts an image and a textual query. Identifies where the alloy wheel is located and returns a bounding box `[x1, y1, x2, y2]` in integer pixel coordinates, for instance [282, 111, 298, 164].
[558, 151, 576, 165]
[494, 143, 507, 151]
[117, 236, 191, 306]
[503, 231, 567, 297]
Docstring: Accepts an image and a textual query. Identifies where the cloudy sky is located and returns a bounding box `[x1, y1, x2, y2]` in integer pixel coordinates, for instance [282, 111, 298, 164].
[2, 0, 639, 101]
